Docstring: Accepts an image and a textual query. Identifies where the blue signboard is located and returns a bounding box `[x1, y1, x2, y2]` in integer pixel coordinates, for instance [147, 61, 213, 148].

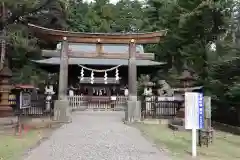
[198, 93, 204, 129]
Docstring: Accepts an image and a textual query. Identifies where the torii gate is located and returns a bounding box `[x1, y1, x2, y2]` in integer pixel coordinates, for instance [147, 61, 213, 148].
[28, 24, 167, 121]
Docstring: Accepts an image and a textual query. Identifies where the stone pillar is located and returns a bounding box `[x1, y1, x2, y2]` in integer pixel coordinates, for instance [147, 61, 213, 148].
[126, 39, 141, 122]
[58, 37, 69, 100]
[128, 40, 137, 101]
[54, 37, 71, 123]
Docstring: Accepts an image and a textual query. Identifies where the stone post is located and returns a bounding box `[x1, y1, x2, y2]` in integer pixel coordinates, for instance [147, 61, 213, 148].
[54, 37, 71, 123]
[126, 39, 141, 122]
[58, 37, 69, 100]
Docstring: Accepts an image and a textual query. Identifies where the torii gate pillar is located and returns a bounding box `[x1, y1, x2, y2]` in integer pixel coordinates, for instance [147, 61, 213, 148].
[54, 37, 71, 123]
[58, 37, 69, 100]
[126, 39, 141, 122]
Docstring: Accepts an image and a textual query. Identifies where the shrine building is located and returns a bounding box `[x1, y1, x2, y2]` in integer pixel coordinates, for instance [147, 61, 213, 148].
[34, 43, 164, 93]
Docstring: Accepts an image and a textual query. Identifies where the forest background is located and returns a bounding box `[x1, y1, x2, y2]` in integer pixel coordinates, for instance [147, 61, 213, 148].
[1, 0, 240, 126]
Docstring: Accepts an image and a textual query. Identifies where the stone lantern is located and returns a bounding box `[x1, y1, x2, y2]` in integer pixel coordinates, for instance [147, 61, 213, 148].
[142, 76, 154, 116]
[179, 67, 196, 89]
[169, 66, 202, 130]
[140, 75, 154, 96]
[175, 67, 196, 118]
[143, 81, 154, 96]
[0, 66, 13, 117]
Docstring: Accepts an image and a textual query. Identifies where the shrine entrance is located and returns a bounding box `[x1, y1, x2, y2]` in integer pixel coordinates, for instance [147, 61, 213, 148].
[29, 23, 166, 119]
[68, 65, 127, 110]
[67, 64, 128, 110]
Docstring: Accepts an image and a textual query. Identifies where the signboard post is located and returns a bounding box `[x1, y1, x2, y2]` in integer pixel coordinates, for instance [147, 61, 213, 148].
[204, 96, 211, 129]
[185, 92, 204, 157]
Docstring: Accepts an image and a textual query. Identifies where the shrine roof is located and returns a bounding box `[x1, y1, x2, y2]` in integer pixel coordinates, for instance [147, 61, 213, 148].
[33, 58, 165, 66]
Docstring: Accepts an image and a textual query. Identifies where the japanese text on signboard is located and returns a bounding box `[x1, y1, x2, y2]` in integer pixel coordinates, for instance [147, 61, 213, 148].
[20, 92, 31, 109]
[185, 92, 204, 129]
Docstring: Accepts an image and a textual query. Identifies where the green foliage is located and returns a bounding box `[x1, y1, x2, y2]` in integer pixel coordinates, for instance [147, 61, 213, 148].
[145, 0, 229, 73]
[67, 0, 145, 32]
[1, 0, 67, 86]
[11, 62, 48, 85]
[207, 44, 240, 124]
[67, 0, 90, 32]
[144, 0, 240, 124]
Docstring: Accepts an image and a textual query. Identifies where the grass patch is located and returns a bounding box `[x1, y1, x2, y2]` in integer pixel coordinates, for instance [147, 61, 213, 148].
[0, 117, 63, 160]
[0, 130, 44, 160]
[133, 123, 240, 160]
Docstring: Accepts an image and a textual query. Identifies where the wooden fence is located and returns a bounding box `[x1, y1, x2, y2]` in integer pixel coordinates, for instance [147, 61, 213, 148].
[141, 96, 182, 119]
[67, 95, 127, 111]
[67, 95, 181, 118]
[12, 94, 55, 117]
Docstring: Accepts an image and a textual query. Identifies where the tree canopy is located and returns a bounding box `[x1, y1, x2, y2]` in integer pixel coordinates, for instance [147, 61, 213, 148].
[0, 0, 67, 84]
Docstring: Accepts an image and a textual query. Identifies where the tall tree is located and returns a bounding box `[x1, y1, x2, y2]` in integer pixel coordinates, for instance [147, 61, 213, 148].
[144, 0, 240, 125]
[0, 0, 67, 85]
[113, 0, 145, 32]
[67, 0, 90, 32]
[206, 0, 240, 125]
[144, 0, 231, 83]
[67, 0, 145, 33]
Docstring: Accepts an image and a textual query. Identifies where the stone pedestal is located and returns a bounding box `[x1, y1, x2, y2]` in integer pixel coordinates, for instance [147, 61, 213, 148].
[54, 100, 72, 123]
[125, 100, 141, 122]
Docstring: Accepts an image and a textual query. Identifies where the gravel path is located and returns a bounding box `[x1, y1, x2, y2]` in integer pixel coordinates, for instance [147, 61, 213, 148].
[25, 111, 171, 160]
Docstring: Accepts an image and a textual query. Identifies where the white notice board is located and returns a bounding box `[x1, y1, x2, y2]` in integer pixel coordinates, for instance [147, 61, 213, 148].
[185, 92, 204, 129]
[19, 91, 31, 109]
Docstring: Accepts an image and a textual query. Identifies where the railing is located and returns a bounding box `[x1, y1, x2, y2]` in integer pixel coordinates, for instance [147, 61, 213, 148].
[68, 95, 87, 110]
[13, 94, 55, 117]
[10, 93, 181, 118]
[67, 95, 128, 111]
[141, 96, 182, 119]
